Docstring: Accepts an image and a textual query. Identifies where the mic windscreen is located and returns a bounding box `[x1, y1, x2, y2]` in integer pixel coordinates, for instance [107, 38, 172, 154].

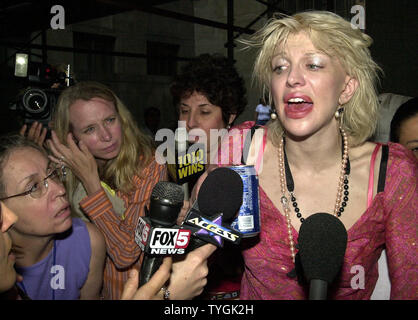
[298, 213, 347, 284]
[148, 181, 184, 227]
[197, 167, 243, 222]
[151, 181, 184, 206]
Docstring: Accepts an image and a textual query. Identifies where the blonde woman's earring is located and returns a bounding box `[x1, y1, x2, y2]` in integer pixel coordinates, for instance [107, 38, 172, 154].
[335, 107, 344, 119]
[335, 106, 345, 128]
[270, 107, 278, 120]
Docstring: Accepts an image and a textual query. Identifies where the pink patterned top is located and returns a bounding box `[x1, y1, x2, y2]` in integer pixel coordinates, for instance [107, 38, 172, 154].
[217, 121, 417, 300]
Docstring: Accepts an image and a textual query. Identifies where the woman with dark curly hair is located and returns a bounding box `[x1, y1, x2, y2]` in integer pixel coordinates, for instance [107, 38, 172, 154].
[170, 54, 247, 300]
[390, 97, 418, 159]
[170, 53, 247, 165]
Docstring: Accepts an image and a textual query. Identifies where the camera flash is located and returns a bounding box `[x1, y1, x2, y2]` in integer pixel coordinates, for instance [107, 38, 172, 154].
[15, 53, 29, 77]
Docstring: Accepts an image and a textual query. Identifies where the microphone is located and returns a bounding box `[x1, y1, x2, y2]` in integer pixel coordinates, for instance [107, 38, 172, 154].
[297, 212, 347, 300]
[184, 167, 244, 251]
[197, 167, 244, 220]
[137, 168, 243, 285]
[138, 181, 185, 286]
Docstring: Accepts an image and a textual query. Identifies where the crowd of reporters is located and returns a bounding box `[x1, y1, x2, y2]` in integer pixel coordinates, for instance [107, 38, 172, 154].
[0, 10, 417, 301]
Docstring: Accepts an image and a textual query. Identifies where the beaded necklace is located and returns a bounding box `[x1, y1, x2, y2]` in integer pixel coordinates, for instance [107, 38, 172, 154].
[278, 128, 350, 262]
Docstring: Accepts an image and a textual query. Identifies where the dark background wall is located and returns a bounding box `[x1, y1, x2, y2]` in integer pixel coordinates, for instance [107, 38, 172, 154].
[0, 0, 416, 137]
[367, 0, 417, 97]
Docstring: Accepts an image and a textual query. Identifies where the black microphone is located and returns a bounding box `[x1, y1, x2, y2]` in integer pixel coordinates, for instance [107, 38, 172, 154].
[139, 181, 184, 286]
[184, 167, 244, 251]
[197, 167, 244, 220]
[297, 212, 347, 300]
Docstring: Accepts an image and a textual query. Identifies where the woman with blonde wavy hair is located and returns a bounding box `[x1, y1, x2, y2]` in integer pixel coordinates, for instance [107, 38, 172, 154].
[52, 81, 154, 203]
[47, 81, 216, 300]
[201, 11, 417, 299]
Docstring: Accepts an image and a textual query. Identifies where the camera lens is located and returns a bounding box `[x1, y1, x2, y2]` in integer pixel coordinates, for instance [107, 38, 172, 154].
[22, 88, 48, 114]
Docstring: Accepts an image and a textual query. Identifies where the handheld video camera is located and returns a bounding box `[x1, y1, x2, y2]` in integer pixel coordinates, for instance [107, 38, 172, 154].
[10, 55, 74, 127]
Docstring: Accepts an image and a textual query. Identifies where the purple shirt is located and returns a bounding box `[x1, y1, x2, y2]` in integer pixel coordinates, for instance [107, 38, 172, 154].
[16, 218, 91, 300]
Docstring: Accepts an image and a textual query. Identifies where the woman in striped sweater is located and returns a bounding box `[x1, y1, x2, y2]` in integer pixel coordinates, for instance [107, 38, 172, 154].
[47, 81, 215, 300]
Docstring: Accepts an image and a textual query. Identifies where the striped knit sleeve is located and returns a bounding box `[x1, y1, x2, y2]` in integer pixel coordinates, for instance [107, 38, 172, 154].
[79, 159, 167, 269]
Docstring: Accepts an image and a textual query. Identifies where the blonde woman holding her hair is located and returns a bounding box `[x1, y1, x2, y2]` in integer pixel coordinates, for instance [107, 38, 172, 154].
[47, 81, 216, 300]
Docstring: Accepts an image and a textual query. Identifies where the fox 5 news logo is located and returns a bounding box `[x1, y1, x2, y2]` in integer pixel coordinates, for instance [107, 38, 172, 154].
[135, 217, 191, 254]
[149, 228, 191, 254]
[135, 217, 150, 251]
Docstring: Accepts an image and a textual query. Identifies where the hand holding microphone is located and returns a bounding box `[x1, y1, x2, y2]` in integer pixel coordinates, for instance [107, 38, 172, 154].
[136, 180, 218, 299]
[168, 243, 217, 299]
[181, 167, 244, 251]
[121, 257, 172, 300]
[136, 167, 244, 298]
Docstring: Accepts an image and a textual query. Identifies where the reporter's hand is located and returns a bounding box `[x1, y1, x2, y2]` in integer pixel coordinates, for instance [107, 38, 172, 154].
[176, 200, 190, 226]
[167, 243, 217, 299]
[19, 122, 47, 148]
[120, 257, 172, 300]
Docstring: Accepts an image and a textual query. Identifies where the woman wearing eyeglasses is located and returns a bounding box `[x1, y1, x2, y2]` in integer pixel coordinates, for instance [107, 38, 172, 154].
[0, 139, 185, 300]
[0, 134, 107, 299]
[0, 144, 186, 301]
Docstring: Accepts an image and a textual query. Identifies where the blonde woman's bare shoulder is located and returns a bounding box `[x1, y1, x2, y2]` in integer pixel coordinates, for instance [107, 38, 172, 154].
[349, 141, 381, 162]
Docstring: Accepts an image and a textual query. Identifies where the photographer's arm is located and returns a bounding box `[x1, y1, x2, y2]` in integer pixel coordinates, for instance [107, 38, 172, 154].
[19, 121, 48, 148]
